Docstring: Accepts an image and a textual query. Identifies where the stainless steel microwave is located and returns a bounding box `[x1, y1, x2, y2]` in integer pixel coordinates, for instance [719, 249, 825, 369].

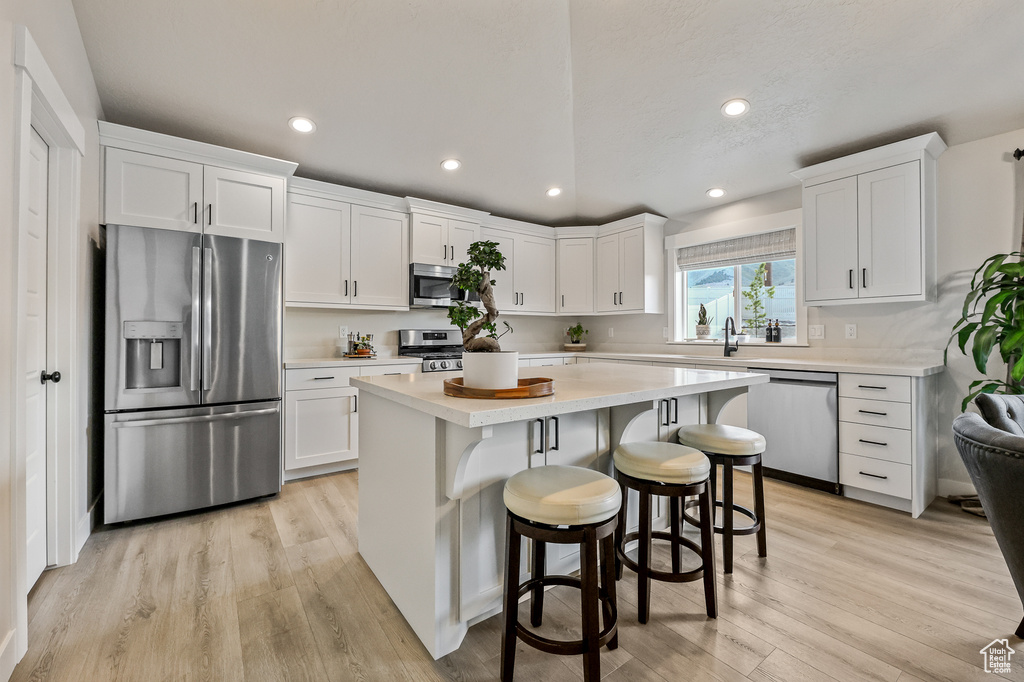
[409, 263, 478, 308]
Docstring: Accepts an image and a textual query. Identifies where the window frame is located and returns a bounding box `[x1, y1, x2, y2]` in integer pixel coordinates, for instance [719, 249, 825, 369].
[665, 209, 808, 346]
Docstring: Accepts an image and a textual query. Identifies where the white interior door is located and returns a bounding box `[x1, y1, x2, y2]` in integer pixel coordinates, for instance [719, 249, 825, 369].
[25, 127, 49, 588]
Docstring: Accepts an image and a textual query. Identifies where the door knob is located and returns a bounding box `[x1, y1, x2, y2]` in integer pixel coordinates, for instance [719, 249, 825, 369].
[40, 370, 61, 384]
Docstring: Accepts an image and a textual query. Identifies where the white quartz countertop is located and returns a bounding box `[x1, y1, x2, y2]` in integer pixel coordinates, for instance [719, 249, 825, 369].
[284, 356, 422, 369]
[350, 363, 768, 428]
[577, 352, 944, 377]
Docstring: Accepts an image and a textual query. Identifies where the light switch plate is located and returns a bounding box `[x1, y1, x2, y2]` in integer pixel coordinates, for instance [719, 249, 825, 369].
[808, 325, 825, 339]
[845, 324, 857, 339]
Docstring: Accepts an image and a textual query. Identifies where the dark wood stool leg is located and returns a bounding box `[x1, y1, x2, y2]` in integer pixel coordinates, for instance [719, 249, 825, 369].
[600, 531, 618, 649]
[500, 514, 522, 682]
[723, 460, 734, 574]
[753, 460, 767, 558]
[531, 540, 546, 627]
[709, 460, 718, 526]
[615, 479, 626, 581]
[698, 484, 718, 618]
[669, 496, 682, 574]
[637, 488, 653, 624]
[580, 526, 601, 682]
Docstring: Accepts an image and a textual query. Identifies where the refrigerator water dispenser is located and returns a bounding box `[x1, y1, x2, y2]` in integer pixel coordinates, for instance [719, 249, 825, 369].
[124, 320, 182, 389]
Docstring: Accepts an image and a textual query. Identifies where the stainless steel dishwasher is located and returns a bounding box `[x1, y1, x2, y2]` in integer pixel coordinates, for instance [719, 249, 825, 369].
[746, 368, 839, 494]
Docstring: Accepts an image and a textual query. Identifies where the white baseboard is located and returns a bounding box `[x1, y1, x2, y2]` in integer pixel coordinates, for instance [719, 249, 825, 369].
[938, 478, 976, 497]
[75, 493, 101, 559]
[0, 626, 18, 682]
[283, 461, 357, 483]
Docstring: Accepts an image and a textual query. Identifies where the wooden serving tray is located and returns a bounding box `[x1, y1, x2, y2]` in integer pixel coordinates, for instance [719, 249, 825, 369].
[443, 377, 554, 399]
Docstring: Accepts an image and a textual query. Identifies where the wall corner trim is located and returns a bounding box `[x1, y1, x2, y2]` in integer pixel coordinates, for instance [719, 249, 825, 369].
[13, 25, 87, 154]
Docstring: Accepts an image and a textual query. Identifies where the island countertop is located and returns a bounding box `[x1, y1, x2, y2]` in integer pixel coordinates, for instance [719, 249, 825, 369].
[350, 363, 768, 428]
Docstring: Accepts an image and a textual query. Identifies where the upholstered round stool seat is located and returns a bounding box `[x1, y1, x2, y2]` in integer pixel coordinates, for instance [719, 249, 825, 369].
[504, 465, 622, 526]
[613, 441, 710, 484]
[677, 424, 766, 456]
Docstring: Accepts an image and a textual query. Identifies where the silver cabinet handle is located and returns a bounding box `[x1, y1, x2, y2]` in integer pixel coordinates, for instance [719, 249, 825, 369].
[190, 246, 201, 391]
[202, 247, 213, 391]
[858, 438, 888, 447]
[535, 418, 546, 454]
[858, 471, 888, 480]
[858, 409, 887, 416]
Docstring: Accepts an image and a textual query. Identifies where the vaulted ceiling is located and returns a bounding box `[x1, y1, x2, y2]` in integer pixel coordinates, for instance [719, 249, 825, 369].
[72, 0, 1024, 225]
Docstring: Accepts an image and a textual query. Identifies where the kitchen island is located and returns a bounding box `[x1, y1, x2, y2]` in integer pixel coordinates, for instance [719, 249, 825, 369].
[350, 363, 768, 659]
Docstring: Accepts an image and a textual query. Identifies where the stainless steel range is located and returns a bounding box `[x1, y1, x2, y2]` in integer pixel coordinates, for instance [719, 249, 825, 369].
[399, 329, 465, 373]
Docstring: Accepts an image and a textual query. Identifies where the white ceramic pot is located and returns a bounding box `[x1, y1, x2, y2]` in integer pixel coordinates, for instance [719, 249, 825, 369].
[462, 350, 519, 390]
[695, 325, 711, 339]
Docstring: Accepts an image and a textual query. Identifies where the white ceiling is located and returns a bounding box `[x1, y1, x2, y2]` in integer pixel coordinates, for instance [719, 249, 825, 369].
[71, 0, 1024, 225]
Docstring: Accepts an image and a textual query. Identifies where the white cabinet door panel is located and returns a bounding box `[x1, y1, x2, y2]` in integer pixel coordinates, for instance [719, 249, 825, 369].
[804, 176, 859, 302]
[285, 195, 351, 304]
[104, 148, 203, 233]
[284, 386, 358, 470]
[411, 214, 448, 266]
[204, 166, 284, 242]
[558, 238, 594, 313]
[516, 234, 556, 313]
[858, 161, 921, 299]
[482, 229, 517, 311]
[618, 227, 645, 311]
[449, 219, 480, 264]
[595, 234, 619, 312]
[350, 206, 409, 307]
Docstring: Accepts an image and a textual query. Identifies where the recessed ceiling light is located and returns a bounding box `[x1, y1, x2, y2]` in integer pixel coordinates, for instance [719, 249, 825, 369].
[546, 187, 562, 197]
[721, 99, 750, 117]
[706, 188, 726, 198]
[288, 117, 316, 133]
[441, 159, 461, 171]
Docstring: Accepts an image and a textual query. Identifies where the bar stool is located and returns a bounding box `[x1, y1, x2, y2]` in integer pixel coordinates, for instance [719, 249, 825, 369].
[677, 424, 767, 574]
[501, 465, 622, 682]
[612, 441, 717, 623]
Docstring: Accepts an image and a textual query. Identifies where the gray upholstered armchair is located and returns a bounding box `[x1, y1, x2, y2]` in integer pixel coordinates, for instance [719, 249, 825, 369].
[952, 393, 1024, 637]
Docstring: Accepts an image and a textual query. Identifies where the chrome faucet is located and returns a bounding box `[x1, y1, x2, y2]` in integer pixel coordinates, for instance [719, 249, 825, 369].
[724, 317, 739, 357]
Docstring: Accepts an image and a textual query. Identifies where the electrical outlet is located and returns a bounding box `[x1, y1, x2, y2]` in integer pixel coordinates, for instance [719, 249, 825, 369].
[338, 325, 349, 338]
[808, 324, 825, 340]
[608, 327, 614, 338]
[845, 324, 857, 339]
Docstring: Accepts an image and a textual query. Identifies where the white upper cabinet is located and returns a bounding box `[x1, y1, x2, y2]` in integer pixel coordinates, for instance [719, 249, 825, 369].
[794, 133, 945, 306]
[286, 179, 409, 310]
[557, 237, 594, 314]
[408, 201, 483, 267]
[481, 227, 556, 314]
[100, 123, 296, 243]
[594, 215, 666, 314]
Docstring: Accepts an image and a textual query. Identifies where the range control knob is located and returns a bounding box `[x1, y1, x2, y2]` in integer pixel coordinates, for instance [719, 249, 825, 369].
[428, 361, 438, 370]
[456, 360, 463, 369]
[440, 360, 450, 370]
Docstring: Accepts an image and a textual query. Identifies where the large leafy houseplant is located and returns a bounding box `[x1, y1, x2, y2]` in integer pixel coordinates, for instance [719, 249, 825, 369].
[447, 240, 513, 352]
[947, 252, 1024, 410]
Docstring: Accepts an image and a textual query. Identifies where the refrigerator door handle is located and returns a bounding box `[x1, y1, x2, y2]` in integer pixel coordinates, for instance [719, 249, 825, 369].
[190, 246, 202, 391]
[202, 247, 213, 391]
[111, 407, 280, 429]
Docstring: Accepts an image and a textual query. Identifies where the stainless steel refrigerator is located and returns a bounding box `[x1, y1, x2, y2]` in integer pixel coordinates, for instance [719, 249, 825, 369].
[103, 224, 282, 523]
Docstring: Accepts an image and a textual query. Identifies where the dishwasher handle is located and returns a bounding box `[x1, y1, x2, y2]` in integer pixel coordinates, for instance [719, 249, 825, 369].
[749, 368, 837, 385]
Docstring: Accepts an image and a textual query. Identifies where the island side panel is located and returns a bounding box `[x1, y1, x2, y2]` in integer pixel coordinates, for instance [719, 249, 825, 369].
[357, 391, 464, 659]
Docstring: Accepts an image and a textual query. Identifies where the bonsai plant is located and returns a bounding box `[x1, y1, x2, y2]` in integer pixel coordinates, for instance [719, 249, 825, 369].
[448, 240, 517, 388]
[695, 304, 713, 339]
[946, 251, 1024, 410]
[565, 323, 588, 351]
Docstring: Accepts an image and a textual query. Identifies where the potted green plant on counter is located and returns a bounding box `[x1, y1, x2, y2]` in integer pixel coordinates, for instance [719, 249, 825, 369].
[448, 240, 516, 388]
[564, 323, 588, 351]
[947, 251, 1024, 410]
[695, 304, 713, 339]
[743, 262, 775, 339]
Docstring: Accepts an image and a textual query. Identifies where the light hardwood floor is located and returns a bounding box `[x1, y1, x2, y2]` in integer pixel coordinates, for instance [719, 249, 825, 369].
[12, 471, 1024, 681]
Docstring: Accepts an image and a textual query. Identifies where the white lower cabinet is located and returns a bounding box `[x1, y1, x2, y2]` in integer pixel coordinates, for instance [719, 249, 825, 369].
[284, 364, 417, 478]
[838, 372, 935, 517]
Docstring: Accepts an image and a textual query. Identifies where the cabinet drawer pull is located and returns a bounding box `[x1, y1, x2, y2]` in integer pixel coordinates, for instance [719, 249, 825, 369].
[192, 201, 198, 224]
[857, 384, 886, 390]
[862, 267, 867, 289]
[345, 280, 348, 296]
[671, 397, 679, 424]
[313, 376, 335, 380]
[353, 395, 358, 413]
[550, 416, 559, 451]
[613, 292, 618, 305]
[858, 409, 888, 416]
[354, 280, 358, 297]
[858, 438, 888, 447]
[858, 471, 888, 480]
[619, 290, 623, 305]
[384, 372, 402, 376]
[849, 269, 854, 289]
[535, 418, 545, 454]
[561, 294, 565, 307]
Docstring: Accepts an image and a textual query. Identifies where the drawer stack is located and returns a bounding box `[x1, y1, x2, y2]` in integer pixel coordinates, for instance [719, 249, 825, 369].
[838, 374, 912, 500]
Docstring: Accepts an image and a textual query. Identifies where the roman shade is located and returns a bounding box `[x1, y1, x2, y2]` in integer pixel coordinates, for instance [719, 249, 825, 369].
[676, 228, 796, 270]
